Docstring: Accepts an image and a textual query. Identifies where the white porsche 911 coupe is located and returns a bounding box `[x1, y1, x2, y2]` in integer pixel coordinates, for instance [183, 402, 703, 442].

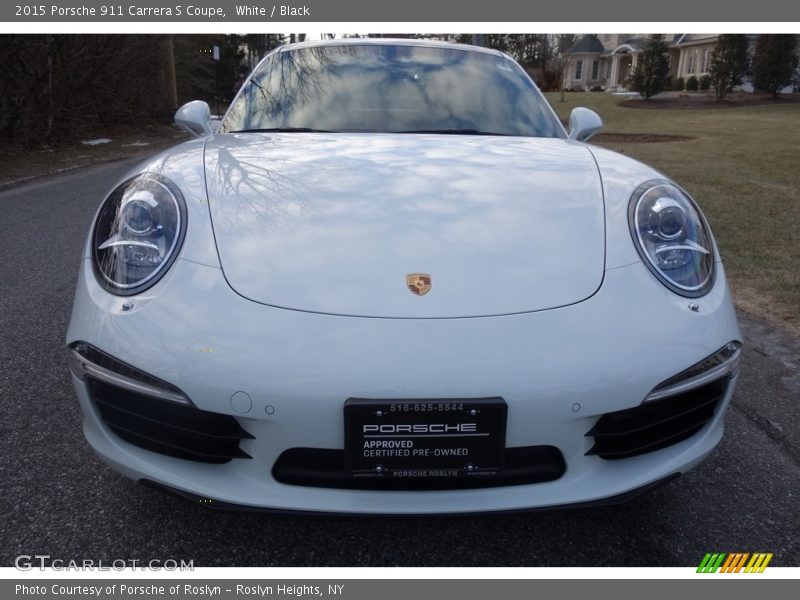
[67, 39, 741, 515]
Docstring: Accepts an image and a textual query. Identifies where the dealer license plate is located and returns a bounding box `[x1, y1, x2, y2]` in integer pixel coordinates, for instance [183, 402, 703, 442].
[344, 398, 507, 478]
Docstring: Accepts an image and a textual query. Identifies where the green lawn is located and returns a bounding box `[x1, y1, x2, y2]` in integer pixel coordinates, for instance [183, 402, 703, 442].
[545, 92, 800, 334]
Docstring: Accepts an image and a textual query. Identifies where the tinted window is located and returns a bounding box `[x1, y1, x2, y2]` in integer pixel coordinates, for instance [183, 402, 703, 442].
[221, 44, 564, 138]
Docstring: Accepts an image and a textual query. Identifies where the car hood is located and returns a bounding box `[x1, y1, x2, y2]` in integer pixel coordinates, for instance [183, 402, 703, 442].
[204, 133, 605, 318]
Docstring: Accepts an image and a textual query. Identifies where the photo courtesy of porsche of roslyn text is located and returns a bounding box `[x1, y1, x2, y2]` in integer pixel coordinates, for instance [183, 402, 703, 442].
[2, 32, 799, 567]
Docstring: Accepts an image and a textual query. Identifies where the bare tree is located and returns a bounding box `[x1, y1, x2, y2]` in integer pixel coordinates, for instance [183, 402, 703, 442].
[551, 54, 575, 102]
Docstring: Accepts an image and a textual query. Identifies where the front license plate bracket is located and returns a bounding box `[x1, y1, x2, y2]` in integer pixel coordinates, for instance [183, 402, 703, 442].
[344, 398, 507, 479]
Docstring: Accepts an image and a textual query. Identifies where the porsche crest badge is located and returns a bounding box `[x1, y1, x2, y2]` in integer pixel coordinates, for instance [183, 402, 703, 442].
[406, 273, 432, 296]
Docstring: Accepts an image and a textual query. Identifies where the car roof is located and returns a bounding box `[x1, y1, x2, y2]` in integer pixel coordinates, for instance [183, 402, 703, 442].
[275, 37, 507, 59]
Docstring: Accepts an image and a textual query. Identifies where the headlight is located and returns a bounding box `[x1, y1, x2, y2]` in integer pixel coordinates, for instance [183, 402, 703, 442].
[628, 181, 715, 297]
[92, 174, 187, 295]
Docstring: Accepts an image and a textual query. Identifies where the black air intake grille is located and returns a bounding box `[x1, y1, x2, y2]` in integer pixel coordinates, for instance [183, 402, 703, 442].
[272, 446, 566, 490]
[88, 379, 253, 464]
[586, 377, 729, 460]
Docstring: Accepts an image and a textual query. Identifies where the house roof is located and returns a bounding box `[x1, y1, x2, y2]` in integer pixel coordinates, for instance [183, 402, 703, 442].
[568, 34, 605, 54]
[607, 35, 684, 55]
[566, 33, 722, 57]
[676, 34, 719, 46]
[617, 37, 645, 51]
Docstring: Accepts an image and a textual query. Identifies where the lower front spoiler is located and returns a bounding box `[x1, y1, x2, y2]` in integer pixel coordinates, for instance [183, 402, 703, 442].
[139, 473, 681, 518]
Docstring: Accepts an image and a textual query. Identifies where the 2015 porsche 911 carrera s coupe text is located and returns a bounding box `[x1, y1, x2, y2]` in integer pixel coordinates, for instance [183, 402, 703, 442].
[67, 39, 741, 515]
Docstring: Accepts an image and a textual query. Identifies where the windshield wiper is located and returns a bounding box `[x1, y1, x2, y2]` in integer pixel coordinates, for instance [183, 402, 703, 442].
[230, 127, 333, 133]
[392, 129, 514, 136]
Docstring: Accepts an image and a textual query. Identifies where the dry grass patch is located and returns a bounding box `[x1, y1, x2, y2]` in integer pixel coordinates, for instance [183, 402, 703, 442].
[547, 92, 800, 333]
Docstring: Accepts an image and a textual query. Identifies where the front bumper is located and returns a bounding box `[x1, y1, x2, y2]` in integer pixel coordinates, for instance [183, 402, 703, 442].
[138, 473, 683, 517]
[67, 255, 740, 515]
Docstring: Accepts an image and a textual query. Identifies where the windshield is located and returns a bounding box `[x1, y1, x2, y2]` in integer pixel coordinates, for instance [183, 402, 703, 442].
[220, 44, 564, 138]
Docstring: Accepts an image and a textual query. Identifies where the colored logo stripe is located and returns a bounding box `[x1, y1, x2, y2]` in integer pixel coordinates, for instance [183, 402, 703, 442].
[745, 553, 773, 573]
[697, 553, 773, 573]
[697, 553, 726, 573]
[720, 553, 749, 573]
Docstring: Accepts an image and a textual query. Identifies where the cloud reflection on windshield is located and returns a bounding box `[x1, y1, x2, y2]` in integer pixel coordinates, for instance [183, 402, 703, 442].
[221, 44, 562, 137]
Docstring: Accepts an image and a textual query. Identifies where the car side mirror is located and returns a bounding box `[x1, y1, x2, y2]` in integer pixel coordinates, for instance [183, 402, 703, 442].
[568, 107, 603, 142]
[174, 101, 212, 137]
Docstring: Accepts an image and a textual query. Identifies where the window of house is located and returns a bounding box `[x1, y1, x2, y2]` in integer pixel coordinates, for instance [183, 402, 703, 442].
[700, 48, 709, 73]
[607, 61, 612, 77]
[575, 60, 583, 80]
[591, 60, 599, 80]
[687, 49, 697, 74]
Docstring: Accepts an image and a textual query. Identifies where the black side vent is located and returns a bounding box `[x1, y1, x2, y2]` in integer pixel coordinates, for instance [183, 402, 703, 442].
[88, 378, 253, 464]
[586, 377, 730, 460]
